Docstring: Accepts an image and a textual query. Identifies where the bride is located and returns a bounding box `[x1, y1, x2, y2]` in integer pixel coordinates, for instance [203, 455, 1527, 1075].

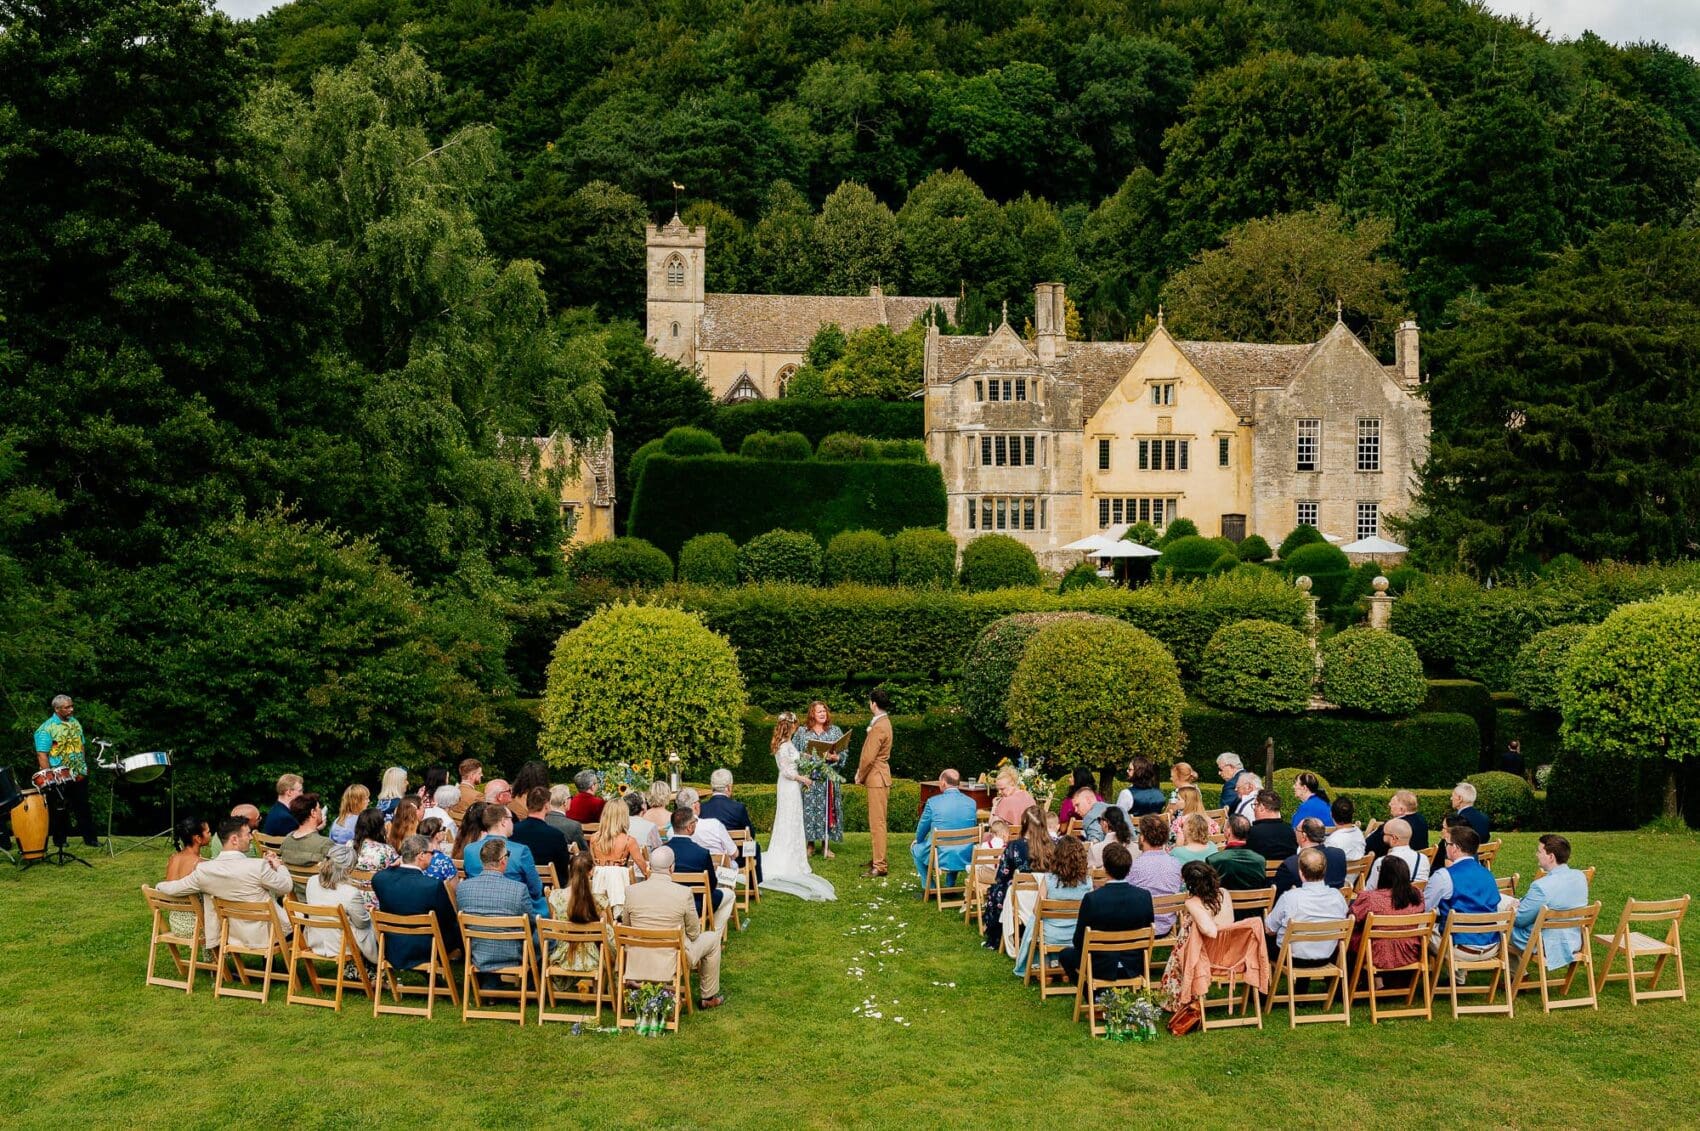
[762, 711, 836, 901]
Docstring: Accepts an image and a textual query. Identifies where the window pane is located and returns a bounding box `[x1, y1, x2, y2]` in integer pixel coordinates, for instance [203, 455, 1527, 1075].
[1297, 419, 1319, 471]
[967, 498, 976, 529]
[996, 498, 1007, 530]
[995, 436, 1007, 466]
[1219, 436, 1229, 467]
[1023, 498, 1035, 530]
[1164, 439, 1176, 470]
[1179, 440, 1189, 471]
[1357, 418, 1381, 472]
[981, 436, 992, 465]
[983, 499, 993, 529]
[1015, 379, 1027, 402]
[1357, 502, 1379, 540]
[1112, 498, 1124, 524]
[1138, 440, 1149, 470]
[1151, 386, 1160, 405]
[974, 381, 983, 402]
[1297, 501, 1318, 528]
[1139, 498, 1150, 523]
[1039, 498, 1047, 529]
[1098, 497, 1110, 528]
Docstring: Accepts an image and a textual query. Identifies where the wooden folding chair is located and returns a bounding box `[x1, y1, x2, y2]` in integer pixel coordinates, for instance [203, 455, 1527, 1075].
[1199, 919, 1265, 1031]
[1202, 807, 1228, 825]
[710, 853, 747, 931]
[1436, 909, 1515, 1019]
[614, 924, 691, 1032]
[536, 862, 559, 893]
[1148, 893, 1189, 969]
[1344, 855, 1373, 890]
[1265, 918, 1354, 1027]
[140, 885, 212, 994]
[1088, 867, 1107, 889]
[1022, 898, 1080, 999]
[1477, 840, 1503, 870]
[372, 910, 460, 1019]
[963, 846, 1002, 930]
[284, 862, 318, 900]
[283, 899, 374, 1010]
[211, 897, 289, 1003]
[1348, 910, 1435, 1023]
[1510, 902, 1601, 1012]
[673, 871, 725, 941]
[1229, 887, 1276, 921]
[728, 828, 760, 913]
[1072, 927, 1154, 1036]
[581, 823, 600, 839]
[924, 827, 979, 910]
[537, 919, 614, 1026]
[1264, 859, 1283, 880]
[460, 912, 535, 1024]
[1594, 895, 1689, 1004]
[1065, 819, 1083, 838]
[1537, 864, 1595, 885]
[1002, 873, 1042, 957]
[1496, 873, 1520, 899]
[254, 833, 285, 855]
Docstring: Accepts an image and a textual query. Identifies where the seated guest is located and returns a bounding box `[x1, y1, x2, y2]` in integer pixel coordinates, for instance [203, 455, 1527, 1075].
[1274, 819, 1346, 894]
[1014, 834, 1091, 976]
[510, 786, 574, 883]
[1058, 842, 1154, 982]
[1265, 848, 1349, 962]
[418, 764, 450, 808]
[1069, 786, 1115, 843]
[978, 819, 1011, 889]
[640, 782, 675, 838]
[676, 787, 737, 865]
[1511, 834, 1589, 969]
[1447, 782, 1491, 842]
[543, 785, 588, 852]
[1246, 790, 1299, 861]
[262, 774, 304, 836]
[372, 834, 462, 965]
[991, 766, 1036, 828]
[1125, 814, 1184, 935]
[449, 757, 483, 821]
[545, 852, 605, 982]
[456, 839, 536, 987]
[157, 816, 292, 950]
[1348, 854, 1423, 984]
[386, 797, 422, 853]
[1364, 790, 1428, 857]
[625, 792, 661, 853]
[1168, 785, 1220, 842]
[1325, 797, 1366, 861]
[330, 784, 369, 846]
[375, 766, 409, 822]
[1424, 826, 1502, 968]
[1216, 752, 1247, 810]
[1170, 814, 1217, 866]
[912, 769, 979, 886]
[1230, 773, 1262, 821]
[464, 804, 548, 916]
[1165, 761, 1201, 809]
[279, 792, 331, 868]
[1290, 772, 1333, 828]
[1365, 818, 1430, 887]
[303, 844, 378, 964]
[669, 808, 732, 935]
[451, 800, 488, 864]
[163, 816, 211, 941]
[509, 760, 552, 824]
[1088, 806, 1135, 872]
[588, 801, 649, 916]
[482, 778, 514, 817]
[624, 845, 725, 1009]
[1058, 767, 1102, 827]
[416, 817, 458, 882]
[1115, 756, 1166, 817]
[984, 807, 1051, 952]
[352, 808, 399, 873]
[564, 771, 606, 824]
[701, 769, 760, 883]
[422, 783, 461, 840]
[1157, 861, 1252, 1009]
[1205, 815, 1267, 892]
[213, 803, 261, 854]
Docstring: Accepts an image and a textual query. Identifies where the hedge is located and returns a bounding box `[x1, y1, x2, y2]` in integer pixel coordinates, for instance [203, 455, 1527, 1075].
[677, 532, 739, 586]
[1425, 678, 1497, 768]
[707, 399, 922, 451]
[738, 529, 823, 585]
[1180, 704, 1478, 789]
[1007, 619, 1184, 767]
[739, 708, 996, 784]
[1319, 628, 1427, 716]
[738, 430, 813, 460]
[959, 533, 1041, 590]
[1390, 575, 1605, 689]
[824, 530, 894, 585]
[564, 536, 673, 587]
[890, 527, 957, 587]
[1197, 619, 1315, 714]
[629, 453, 947, 558]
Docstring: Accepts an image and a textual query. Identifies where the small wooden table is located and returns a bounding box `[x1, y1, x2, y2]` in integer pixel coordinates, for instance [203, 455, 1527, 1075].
[917, 781, 992, 818]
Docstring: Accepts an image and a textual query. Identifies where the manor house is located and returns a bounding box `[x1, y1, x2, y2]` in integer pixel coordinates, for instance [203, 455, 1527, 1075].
[645, 214, 957, 403]
[924, 284, 1430, 571]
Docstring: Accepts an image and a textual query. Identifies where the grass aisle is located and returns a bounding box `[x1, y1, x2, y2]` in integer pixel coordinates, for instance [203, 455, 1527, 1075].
[1, 831, 1697, 1128]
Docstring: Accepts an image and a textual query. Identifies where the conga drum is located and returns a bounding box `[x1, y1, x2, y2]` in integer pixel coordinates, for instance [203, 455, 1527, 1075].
[11, 789, 49, 861]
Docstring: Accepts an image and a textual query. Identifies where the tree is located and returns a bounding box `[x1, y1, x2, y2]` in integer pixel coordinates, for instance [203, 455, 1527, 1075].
[587, 317, 712, 528]
[821, 322, 925, 400]
[1062, 35, 1194, 195]
[506, 172, 648, 318]
[896, 171, 1009, 313]
[813, 182, 899, 294]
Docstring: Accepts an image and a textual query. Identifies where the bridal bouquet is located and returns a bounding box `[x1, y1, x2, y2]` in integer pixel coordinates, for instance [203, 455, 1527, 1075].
[1095, 987, 1162, 1042]
[625, 981, 676, 1036]
[796, 752, 845, 785]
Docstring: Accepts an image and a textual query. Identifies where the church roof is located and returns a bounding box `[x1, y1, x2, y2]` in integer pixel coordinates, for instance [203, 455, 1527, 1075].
[698, 291, 956, 354]
[1171, 341, 1313, 418]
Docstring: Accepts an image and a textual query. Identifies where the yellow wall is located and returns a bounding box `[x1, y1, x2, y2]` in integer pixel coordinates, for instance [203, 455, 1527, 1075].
[531, 435, 616, 548]
[700, 350, 804, 400]
[1081, 330, 1252, 538]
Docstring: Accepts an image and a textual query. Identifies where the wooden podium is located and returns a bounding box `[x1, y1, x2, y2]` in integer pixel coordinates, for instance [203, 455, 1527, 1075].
[917, 780, 992, 817]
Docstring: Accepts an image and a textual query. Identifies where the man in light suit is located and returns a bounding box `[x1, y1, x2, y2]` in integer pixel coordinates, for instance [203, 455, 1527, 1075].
[911, 768, 978, 890]
[157, 815, 292, 949]
[623, 846, 724, 1009]
[855, 687, 894, 878]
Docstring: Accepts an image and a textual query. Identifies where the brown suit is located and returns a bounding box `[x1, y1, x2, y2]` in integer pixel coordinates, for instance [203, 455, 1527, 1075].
[622, 874, 721, 997]
[855, 713, 894, 873]
[447, 781, 480, 821]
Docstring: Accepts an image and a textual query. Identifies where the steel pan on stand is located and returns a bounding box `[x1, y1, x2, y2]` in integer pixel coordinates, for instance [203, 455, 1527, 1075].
[96, 741, 177, 856]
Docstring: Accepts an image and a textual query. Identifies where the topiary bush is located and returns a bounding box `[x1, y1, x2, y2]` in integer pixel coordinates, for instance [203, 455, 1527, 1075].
[1198, 619, 1315, 714]
[1156, 517, 1199, 547]
[815, 431, 867, 460]
[541, 604, 747, 779]
[1153, 534, 1225, 580]
[823, 529, 893, 585]
[739, 429, 813, 460]
[1283, 541, 1352, 606]
[1238, 534, 1272, 563]
[890, 527, 957, 587]
[738, 529, 824, 585]
[1464, 770, 1537, 830]
[1058, 560, 1108, 593]
[959, 533, 1041, 591]
[677, 532, 739, 586]
[660, 426, 724, 455]
[960, 612, 1111, 744]
[565, 536, 674, 587]
[1320, 628, 1427, 716]
[1271, 767, 1331, 801]
[1511, 623, 1593, 713]
[1006, 619, 1184, 767]
[1277, 523, 1325, 560]
[1124, 521, 1159, 547]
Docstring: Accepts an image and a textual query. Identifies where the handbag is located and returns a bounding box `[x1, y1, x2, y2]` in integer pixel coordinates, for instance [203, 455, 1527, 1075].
[1167, 1002, 1201, 1036]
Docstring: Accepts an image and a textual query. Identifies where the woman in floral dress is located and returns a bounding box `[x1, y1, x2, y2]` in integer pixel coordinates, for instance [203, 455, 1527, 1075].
[982, 806, 1050, 950]
[794, 700, 845, 858]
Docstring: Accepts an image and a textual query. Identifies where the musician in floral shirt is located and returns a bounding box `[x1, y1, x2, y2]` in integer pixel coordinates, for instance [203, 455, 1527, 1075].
[35, 694, 99, 848]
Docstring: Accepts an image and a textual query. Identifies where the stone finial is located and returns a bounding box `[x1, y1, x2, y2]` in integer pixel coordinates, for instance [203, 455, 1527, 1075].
[1000, 299, 1009, 326]
[1295, 575, 1313, 593]
[1335, 297, 1343, 324]
[1372, 575, 1389, 594]
[1157, 305, 1165, 329]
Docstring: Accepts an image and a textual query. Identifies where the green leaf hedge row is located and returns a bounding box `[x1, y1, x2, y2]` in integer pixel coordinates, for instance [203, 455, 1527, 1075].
[706, 398, 923, 452]
[1180, 705, 1479, 789]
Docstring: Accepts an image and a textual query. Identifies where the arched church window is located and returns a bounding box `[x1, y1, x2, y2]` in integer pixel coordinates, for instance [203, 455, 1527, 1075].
[671, 322, 680, 338]
[776, 364, 798, 397]
[665, 254, 685, 288]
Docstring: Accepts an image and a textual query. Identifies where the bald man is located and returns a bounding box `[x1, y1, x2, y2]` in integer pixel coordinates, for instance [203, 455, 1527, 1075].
[213, 803, 262, 853]
[624, 845, 725, 1008]
[912, 769, 978, 890]
[1366, 817, 1431, 887]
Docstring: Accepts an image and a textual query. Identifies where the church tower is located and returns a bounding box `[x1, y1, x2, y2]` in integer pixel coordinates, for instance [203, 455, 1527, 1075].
[645, 215, 706, 368]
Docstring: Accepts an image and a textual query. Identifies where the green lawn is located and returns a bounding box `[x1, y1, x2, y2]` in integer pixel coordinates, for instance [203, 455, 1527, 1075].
[1, 830, 1696, 1129]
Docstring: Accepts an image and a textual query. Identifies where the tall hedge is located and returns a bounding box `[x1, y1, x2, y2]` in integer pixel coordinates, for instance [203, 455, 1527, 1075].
[1181, 704, 1479, 788]
[1390, 574, 1604, 689]
[960, 612, 1112, 744]
[1007, 619, 1184, 768]
[1197, 619, 1315, 714]
[708, 398, 922, 450]
[629, 453, 946, 558]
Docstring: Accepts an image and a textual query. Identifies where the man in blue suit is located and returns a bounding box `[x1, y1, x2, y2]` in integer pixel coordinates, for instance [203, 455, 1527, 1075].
[911, 769, 979, 891]
[668, 808, 732, 935]
[371, 833, 462, 969]
[461, 805, 548, 916]
[700, 769, 761, 883]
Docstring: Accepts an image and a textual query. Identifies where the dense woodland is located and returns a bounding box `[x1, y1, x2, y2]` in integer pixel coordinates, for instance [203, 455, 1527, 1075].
[3, 0, 1700, 804]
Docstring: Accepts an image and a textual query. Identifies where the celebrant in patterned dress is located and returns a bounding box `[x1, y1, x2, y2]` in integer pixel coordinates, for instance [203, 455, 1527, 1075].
[796, 700, 845, 858]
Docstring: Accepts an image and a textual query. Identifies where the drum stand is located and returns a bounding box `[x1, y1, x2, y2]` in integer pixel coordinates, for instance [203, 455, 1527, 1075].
[104, 761, 175, 857]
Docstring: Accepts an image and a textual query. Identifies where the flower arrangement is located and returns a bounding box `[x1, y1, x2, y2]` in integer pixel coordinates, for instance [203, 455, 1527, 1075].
[1095, 987, 1162, 1042]
[991, 756, 1054, 811]
[796, 751, 845, 785]
[595, 760, 655, 798]
[624, 981, 676, 1035]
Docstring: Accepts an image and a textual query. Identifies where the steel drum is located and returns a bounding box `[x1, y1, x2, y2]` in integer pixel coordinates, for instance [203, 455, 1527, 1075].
[32, 766, 76, 790]
[11, 790, 48, 860]
[116, 750, 171, 783]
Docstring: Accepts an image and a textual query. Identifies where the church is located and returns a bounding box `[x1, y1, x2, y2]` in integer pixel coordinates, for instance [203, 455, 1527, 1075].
[924, 284, 1430, 571]
[645, 214, 958, 403]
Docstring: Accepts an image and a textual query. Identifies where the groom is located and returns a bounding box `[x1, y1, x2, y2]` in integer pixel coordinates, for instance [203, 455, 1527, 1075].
[855, 687, 894, 878]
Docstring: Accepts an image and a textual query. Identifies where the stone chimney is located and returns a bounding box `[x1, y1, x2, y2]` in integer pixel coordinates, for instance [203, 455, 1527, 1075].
[1034, 282, 1066, 363]
[870, 283, 887, 325]
[1395, 319, 1420, 385]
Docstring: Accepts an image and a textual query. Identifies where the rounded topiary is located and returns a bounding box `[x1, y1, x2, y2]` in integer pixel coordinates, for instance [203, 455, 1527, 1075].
[660, 426, 724, 456]
[1238, 534, 1272, 563]
[1153, 534, 1223, 580]
[565, 536, 673, 587]
[1271, 767, 1332, 801]
[1006, 619, 1184, 766]
[1540, 553, 1586, 580]
[739, 429, 813, 461]
[890, 527, 957, 587]
[1283, 541, 1352, 605]
[1277, 523, 1326, 560]
[875, 438, 927, 460]
[541, 604, 747, 778]
[1156, 517, 1199, 547]
[958, 533, 1041, 591]
[1124, 521, 1159, 547]
[1057, 560, 1107, 593]
[1465, 770, 1537, 830]
[677, 532, 739, 586]
[815, 431, 867, 460]
[1511, 623, 1593, 713]
[961, 612, 1111, 744]
[1320, 628, 1427, 716]
[738, 529, 823, 585]
[824, 529, 893, 585]
[1198, 619, 1315, 714]
[1209, 551, 1240, 575]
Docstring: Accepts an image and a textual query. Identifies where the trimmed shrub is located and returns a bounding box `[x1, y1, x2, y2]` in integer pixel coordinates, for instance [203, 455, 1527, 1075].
[1283, 541, 1352, 606]
[739, 430, 812, 460]
[660, 426, 723, 455]
[738, 530, 824, 585]
[1156, 517, 1199, 547]
[873, 438, 926, 460]
[1385, 566, 1423, 595]
[1277, 523, 1325, 560]
[1153, 534, 1225, 580]
[707, 398, 922, 451]
[824, 530, 893, 585]
[816, 432, 926, 461]
[677, 533, 739, 586]
[1007, 619, 1184, 767]
[1058, 561, 1108, 593]
[1198, 619, 1314, 714]
[1425, 679, 1497, 761]
[816, 431, 868, 460]
[1511, 623, 1593, 713]
[1124, 521, 1159, 547]
[1181, 704, 1478, 788]
[541, 605, 746, 778]
[960, 612, 1111, 744]
[1465, 770, 1537, 830]
[1321, 628, 1427, 716]
[959, 534, 1041, 591]
[564, 536, 673, 587]
[1271, 767, 1331, 801]
[890, 527, 957, 587]
[1210, 551, 1240, 575]
[1238, 534, 1272, 563]
[1389, 574, 1605, 689]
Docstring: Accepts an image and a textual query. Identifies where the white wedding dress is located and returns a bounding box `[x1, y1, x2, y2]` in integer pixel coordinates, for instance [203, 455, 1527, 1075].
[762, 740, 837, 901]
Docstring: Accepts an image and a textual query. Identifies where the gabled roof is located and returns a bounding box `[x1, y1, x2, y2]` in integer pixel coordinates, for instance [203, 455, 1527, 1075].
[698, 292, 956, 353]
[1171, 340, 1312, 418]
[928, 332, 1144, 417]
